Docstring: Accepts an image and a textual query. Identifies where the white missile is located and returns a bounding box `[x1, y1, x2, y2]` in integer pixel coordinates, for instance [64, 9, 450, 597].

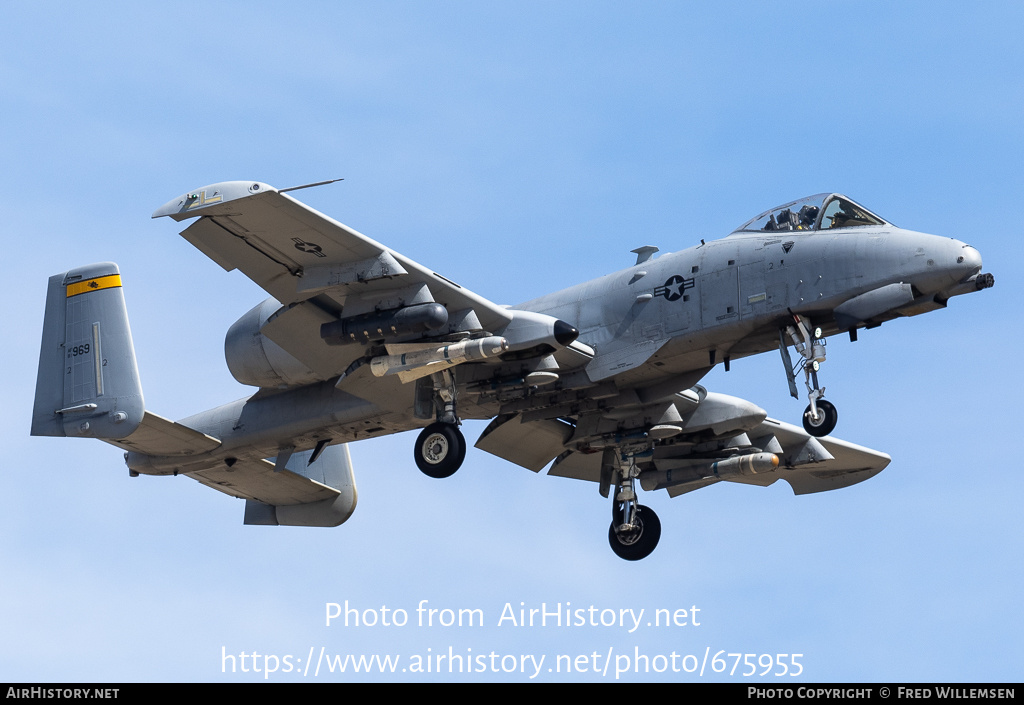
[370, 336, 509, 382]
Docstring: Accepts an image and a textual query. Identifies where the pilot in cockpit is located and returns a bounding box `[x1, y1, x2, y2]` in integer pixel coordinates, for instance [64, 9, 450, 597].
[797, 205, 819, 229]
[740, 194, 887, 235]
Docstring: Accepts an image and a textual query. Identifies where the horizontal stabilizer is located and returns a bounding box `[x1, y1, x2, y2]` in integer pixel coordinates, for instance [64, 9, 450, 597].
[125, 442, 362, 527]
[103, 411, 221, 456]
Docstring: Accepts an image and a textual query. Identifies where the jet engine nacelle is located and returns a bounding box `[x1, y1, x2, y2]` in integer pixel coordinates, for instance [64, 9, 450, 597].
[225, 298, 322, 388]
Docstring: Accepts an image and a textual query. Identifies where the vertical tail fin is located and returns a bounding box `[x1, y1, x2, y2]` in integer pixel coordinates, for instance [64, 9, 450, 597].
[31, 263, 145, 439]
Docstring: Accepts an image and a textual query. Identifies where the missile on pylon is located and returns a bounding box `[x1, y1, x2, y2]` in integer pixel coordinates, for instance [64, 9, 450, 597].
[370, 336, 509, 382]
[639, 452, 779, 491]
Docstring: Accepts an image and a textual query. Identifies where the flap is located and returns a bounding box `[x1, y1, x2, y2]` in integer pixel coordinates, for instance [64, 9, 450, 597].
[475, 415, 574, 472]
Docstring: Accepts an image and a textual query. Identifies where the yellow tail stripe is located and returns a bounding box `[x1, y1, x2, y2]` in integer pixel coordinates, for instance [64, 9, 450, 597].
[66, 274, 122, 298]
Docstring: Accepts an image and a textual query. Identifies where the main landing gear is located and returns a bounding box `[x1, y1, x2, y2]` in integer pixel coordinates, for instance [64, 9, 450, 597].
[604, 449, 662, 560]
[609, 502, 662, 561]
[780, 314, 838, 437]
[414, 369, 467, 478]
[414, 422, 466, 478]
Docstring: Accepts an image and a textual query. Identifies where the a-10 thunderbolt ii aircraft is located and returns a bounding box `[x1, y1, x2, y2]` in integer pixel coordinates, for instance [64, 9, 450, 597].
[31, 182, 994, 559]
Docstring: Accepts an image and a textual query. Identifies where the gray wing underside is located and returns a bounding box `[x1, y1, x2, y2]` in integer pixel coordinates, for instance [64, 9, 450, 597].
[153, 182, 512, 382]
[480, 414, 890, 497]
[747, 419, 891, 496]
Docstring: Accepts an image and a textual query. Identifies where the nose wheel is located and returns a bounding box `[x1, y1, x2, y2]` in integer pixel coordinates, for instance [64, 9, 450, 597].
[802, 399, 838, 437]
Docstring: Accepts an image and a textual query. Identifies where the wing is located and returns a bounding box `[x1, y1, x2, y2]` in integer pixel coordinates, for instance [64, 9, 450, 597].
[477, 387, 890, 497]
[152, 181, 516, 383]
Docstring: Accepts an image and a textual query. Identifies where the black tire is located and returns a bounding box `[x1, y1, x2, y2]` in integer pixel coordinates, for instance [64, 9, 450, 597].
[414, 423, 466, 478]
[608, 504, 662, 561]
[802, 399, 838, 437]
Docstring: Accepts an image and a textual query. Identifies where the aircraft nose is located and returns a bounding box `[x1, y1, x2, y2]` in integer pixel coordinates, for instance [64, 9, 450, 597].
[926, 239, 983, 292]
[955, 243, 983, 281]
[910, 236, 985, 296]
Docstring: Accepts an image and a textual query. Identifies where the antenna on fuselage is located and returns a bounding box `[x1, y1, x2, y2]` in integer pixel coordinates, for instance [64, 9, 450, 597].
[631, 246, 659, 265]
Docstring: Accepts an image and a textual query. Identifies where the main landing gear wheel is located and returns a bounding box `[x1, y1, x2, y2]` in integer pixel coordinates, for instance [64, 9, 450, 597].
[608, 504, 661, 561]
[802, 399, 838, 437]
[414, 422, 466, 478]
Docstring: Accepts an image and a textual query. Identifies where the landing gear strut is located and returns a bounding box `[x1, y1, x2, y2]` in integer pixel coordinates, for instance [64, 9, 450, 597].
[780, 314, 838, 437]
[605, 451, 661, 560]
[414, 369, 467, 478]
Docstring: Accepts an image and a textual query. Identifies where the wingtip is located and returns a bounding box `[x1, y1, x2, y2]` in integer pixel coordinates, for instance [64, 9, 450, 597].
[152, 181, 276, 221]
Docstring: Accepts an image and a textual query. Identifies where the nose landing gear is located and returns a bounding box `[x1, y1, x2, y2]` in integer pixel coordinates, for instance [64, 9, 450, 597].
[780, 314, 838, 437]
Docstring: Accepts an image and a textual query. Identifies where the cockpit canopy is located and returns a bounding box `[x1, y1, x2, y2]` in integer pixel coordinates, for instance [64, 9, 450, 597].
[733, 194, 889, 234]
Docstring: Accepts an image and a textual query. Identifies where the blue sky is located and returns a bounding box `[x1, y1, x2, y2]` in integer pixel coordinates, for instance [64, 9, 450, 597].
[2, 1, 1021, 682]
